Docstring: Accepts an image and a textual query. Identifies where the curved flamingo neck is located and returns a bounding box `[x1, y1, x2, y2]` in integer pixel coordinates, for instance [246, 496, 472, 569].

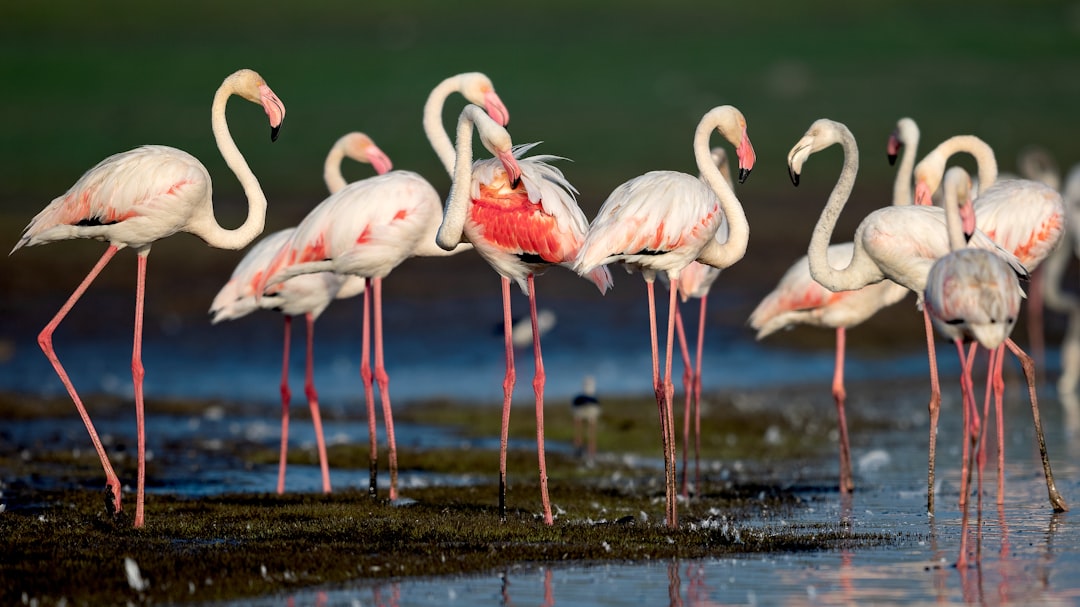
[424, 75, 466, 176]
[187, 78, 268, 250]
[926, 135, 999, 197]
[806, 123, 884, 292]
[323, 139, 349, 194]
[893, 120, 920, 206]
[436, 104, 480, 250]
[693, 112, 748, 270]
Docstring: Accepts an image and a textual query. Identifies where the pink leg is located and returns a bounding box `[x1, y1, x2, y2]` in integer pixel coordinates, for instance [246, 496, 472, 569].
[527, 274, 554, 525]
[957, 339, 979, 508]
[923, 307, 942, 515]
[674, 304, 692, 498]
[693, 296, 707, 494]
[645, 279, 669, 523]
[990, 344, 1005, 505]
[1029, 266, 1046, 375]
[1005, 338, 1068, 512]
[360, 278, 378, 498]
[37, 245, 124, 519]
[132, 252, 148, 528]
[662, 277, 679, 528]
[304, 313, 331, 494]
[372, 277, 399, 501]
[833, 327, 853, 494]
[499, 277, 516, 521]
[277, 316, 292, 495]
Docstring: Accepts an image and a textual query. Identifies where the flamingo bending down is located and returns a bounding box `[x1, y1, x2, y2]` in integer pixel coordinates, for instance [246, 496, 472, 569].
[424, 72, 510, 176]
[209, 132, 391, 494]
[749, 116, 919, 494]
[914, 136, 1066, 511]
[437, 104, 613, 525]
[788, 118, 1026, 515]
[574, 105, 756, 529]
[11, 68, 285, 527]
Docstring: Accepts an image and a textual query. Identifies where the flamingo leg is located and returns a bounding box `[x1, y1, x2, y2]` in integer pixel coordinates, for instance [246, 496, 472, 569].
[924, 306, 943, 515]
[693, 295, 707, 495]
[833, 326, 854, 494]
[304, 312, 331, 494]
[645, 279, 670, 524]
[1004, 338, 1068, 512]
[663, 277, 679, 528]
[372, 277, 399, 501]
[277, 316, 292, 495]
[37, 245, 124, 520]
[499, 276, 516, 522]
[674, 303, 692, 498]
[992, 344, 1005, 505]
[360, 277, 378, 498]
[958, 339, 979, 508]
[1028, 266, 1046, 379]
[527, 274, 554, 525]
[132, 252, 147, 528]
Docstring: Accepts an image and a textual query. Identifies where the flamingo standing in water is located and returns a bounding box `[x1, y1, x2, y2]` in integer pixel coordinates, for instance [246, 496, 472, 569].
[914, 136, 1066, 511]
[925, 169, 1025, 568]
[574, 105, 756, 528]
[787, 118, 1028, 515]
[209, 132, 392, 495]
[438, 104, 613, 525]
[749, 117, 919, 494]
[10, 68, 286, 527]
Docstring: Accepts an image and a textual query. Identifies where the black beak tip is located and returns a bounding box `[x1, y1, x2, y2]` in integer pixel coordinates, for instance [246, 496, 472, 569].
[271, 125, 281, 142]
[738, 168, 751, 184]
[887, 153, 897, 166]
[788, 168, 800, 187]
[511, 177, 521, 189]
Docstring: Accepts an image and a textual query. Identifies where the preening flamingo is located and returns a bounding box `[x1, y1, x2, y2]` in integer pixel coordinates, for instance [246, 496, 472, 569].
[209, 131, 391, 494]
[423, 72, 510, 176]
[11, 68, 286, 527]
[259, 158, 472, 503]
[749, 116, 919, 494]
[788, 118, 1025, 515]
[437, 104, 612, 525]
[574, 105, 756, 528]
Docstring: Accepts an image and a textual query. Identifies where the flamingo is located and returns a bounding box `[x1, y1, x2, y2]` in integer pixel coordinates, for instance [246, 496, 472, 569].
[258, 158, 472, 504]
[1044, 165, 1080, 403]
[914, 136, 1066, 510]
[749, 117, 919, 494]
[10, 68, 286, 527]
[573, 105, 756, 529]
[423, 72, 510, 176]
[437, 104, 613, 525]
[787, 118, 1027, 515]
[209, 131, 392, 495]
[670, 147, 728, 498]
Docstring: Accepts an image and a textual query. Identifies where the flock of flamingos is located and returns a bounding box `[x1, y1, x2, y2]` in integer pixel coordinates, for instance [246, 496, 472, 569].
[11, 68, 1079, 544]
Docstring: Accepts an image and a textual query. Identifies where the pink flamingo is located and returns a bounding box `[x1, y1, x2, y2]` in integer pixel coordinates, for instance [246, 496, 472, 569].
[209, 132, 391, 495]
[10, 68, 286, 527]
[423, 72, 510, 176]
[788, 118, 1026, 515]
[748, 117, 919, 494]
[437, 104, 613, 525]
[574, 105, 756, 528]
[258, 166, 472, 503]
[914, 137, 1066, 511]
[923, 166, 1053, 565]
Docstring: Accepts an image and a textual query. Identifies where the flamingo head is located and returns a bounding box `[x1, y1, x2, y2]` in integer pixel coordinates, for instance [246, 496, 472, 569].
[343, 133, 393, 176]
[786, 118, 846, 188]
[886, 128, 902, 166]
[496, 148, 522, 189]
[735, 124, 756, 184]
[944, 166, 977, 239]
[460, 72, 510, 126]
[226, 69, 287, 142]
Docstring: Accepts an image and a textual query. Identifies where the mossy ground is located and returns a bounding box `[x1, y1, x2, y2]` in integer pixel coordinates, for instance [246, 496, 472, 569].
[0, 384, 918, 605]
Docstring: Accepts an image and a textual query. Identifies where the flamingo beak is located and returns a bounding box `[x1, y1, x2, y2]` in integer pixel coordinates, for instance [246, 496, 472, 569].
[484, 91, 510, 127]
[366, 144, 394, 175]
[736, 126, 756, 184]
[887, 131, 902, 166]
[914, 181, 933, 206]
[259, 84, 286, 142]
[497, 148, 522, 189]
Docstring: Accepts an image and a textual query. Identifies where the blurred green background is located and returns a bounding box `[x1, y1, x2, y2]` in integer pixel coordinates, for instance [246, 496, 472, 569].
[2, 0, 1079, 324]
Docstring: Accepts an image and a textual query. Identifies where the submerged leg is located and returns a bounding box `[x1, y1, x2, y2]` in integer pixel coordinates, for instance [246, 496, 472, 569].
[833, 327, 853, 494]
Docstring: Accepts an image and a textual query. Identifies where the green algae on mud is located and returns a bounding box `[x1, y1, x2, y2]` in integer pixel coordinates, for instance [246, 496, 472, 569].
[0, 481, 914, 606]
[0, 385, 921, 605]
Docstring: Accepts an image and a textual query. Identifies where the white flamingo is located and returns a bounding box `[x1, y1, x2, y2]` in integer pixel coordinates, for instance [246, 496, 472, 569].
[11, 68, 285, 527]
